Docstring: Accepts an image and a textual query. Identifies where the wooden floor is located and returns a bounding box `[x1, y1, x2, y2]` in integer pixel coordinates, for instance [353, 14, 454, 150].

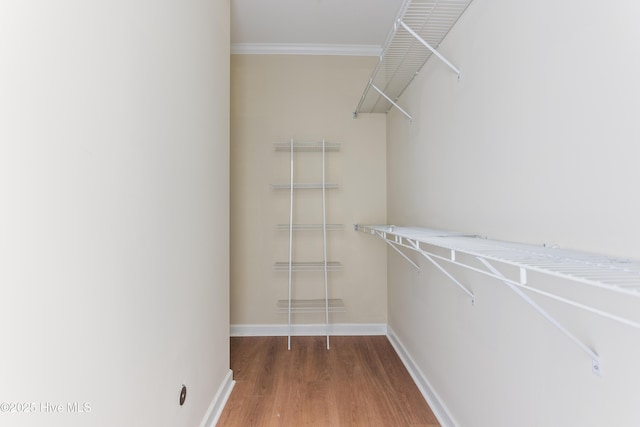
[217, 335, 440, 427]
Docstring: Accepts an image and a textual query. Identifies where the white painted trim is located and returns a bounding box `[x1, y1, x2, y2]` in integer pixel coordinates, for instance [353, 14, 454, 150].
[386, 326, 459, 427]
[230, 323, 387, 337]
[199, 369, 235, 427]
[230, 43, 382, 57]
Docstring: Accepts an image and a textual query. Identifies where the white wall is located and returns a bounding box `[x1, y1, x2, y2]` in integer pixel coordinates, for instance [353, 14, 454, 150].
[389, 0, 640, 259]
[230, 55, 387, 329]
[0, 2, 230, 426]
[386, 0, 640, 426]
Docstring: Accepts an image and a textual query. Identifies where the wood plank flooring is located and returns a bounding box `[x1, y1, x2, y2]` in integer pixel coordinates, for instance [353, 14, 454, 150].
[217, 335, 440, 427]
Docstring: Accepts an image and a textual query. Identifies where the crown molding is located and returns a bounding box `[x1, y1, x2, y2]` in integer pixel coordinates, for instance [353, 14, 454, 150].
[231, 43, 381, 56]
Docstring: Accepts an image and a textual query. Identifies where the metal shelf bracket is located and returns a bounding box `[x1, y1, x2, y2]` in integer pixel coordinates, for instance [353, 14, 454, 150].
[420, 251, 475, 305]
[385, 239, 421, 272]
[399, 20, 461, 79]
[363, 225, 474, 303]
[477, 257, 601, 375]
[369, 82, 413, 121]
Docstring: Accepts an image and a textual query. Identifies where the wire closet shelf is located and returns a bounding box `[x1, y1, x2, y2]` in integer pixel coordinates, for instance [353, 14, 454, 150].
[357, 225, 640, 294]
[355, 224, 640, 375]
[354, 0, 474, 120]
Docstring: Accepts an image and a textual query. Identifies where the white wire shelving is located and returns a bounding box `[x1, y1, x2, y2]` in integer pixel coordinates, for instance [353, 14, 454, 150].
[355, 224, 640, 375]
[276, 299, 346, 314]
[354, 0, 474, 120]
[276, 224, 344, 231]
[270, 183, 339, 190]
[273, 261, 343, 272]
[274, 141, 340, 152]
[272, 140, 343, 350]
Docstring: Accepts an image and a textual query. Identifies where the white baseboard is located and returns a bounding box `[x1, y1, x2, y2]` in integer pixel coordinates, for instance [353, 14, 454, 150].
[230, 323, 387, 337]
[386, 326, 458, 427]
[199, 369, 235, 427]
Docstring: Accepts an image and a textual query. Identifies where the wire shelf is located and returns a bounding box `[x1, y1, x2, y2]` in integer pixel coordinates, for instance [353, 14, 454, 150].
[357, 225, 640, 294]
[276, 224, 344, 231]
[356, 224, 640, 374]
[354, 0, 474, 117]
[274, 141, 340, 152]
[271, 183, 339, 190]
[277, 299, 346, 313]
[273, 261, 343, 272]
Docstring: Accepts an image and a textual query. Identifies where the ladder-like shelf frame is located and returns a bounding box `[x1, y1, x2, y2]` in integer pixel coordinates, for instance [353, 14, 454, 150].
[273, 140, 343, 350]
[355, 224, 640, 375]
[354, 0, 474, 120]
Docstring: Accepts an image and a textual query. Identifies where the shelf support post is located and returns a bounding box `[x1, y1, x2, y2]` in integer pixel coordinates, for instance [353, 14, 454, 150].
[287, 138, 294, 351]
[370, 82, 413, 121]
[321, 139, 330, 350]
[399, 20, 461, 78]
[477, 257, 601, 375]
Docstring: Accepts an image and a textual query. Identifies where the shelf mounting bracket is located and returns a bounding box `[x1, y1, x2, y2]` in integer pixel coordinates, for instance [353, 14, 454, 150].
[419, 252, 475, 305]
[399, 20, 461, 79]
[477, 257, 601, 376]
[383, 239, 421, 272]
[369, 82, 413, 121]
